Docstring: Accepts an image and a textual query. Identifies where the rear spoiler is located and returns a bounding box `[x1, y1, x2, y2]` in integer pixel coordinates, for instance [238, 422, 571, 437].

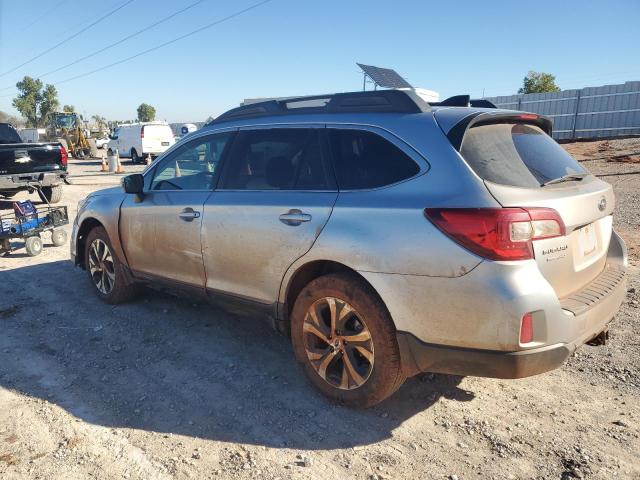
[429, 95, 497, 109]
[446, 112, 553, 151]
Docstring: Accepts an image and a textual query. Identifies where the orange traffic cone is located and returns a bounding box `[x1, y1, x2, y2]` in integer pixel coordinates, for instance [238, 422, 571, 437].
[100, 154, 108, 172]
[175, 160, 182, 177]
[146, 154, 152, 165]
[115, 152, 125, 173]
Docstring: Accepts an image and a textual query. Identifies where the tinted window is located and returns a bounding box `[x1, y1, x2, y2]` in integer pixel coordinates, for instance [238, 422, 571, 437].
[328, 129, 420, 190]
[151, 133, 230, 190]
[0, 124, 22, 144]
[221, 129, 330, 190]
[460, 123, 587, 188]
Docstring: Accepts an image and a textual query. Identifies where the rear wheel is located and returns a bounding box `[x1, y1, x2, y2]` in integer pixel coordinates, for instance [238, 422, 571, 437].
[131, 149, 140, 164]
[38, 185, 63, 204]
[0, 191, 17, 198]
[291, 273, 405, 408]
[51, 228, 68, 247]
[85, 226, 139, 304]
[24, 236, 43, 256]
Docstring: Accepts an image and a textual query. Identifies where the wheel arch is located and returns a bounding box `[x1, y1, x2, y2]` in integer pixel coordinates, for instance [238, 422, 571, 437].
[76, 217, 105, 269]
[280, 260, 392, 337]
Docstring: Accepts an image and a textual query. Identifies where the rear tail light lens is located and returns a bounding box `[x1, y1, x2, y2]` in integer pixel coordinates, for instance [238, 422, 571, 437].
[520, 312, 534, 343]
[141, 126, 145, 139]
[60, 146, 68, 166]
[424, 207, 565, 261]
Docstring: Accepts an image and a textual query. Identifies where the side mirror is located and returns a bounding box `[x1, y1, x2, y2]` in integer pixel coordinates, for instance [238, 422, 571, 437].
[121, 174, 144, 194]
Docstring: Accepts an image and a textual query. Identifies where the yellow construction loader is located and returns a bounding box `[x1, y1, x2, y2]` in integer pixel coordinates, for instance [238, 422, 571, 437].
[46, 112, 92, 158]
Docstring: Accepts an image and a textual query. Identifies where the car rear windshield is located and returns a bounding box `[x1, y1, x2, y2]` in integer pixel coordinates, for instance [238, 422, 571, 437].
[460, 123, 587, 188]
[0, 124, 22, 144]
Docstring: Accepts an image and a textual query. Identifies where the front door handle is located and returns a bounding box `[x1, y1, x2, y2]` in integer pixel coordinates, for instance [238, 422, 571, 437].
[279, 209, 312, 226]
[178, 208, 201, 222]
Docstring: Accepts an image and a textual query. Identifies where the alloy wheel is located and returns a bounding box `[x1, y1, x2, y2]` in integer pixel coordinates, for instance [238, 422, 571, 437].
[302, 297, 374, 390]
[88, 239, 115, 295]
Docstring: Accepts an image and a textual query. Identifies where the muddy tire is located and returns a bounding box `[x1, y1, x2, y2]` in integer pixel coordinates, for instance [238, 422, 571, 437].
[84, 226, 139, 304]
[290, 273, 405, 408]
[38, 185, 63, 204]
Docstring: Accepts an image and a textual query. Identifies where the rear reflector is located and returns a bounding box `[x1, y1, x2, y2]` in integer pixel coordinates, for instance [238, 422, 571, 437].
[424, 207, 565, 261]
[520, 312, 534, 343]
[60, 146, 68, 166]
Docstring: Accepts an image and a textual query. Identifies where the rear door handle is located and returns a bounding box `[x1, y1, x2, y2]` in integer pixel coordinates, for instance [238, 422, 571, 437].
[279, 209, 312, 226]
[178, 208, 201, 222]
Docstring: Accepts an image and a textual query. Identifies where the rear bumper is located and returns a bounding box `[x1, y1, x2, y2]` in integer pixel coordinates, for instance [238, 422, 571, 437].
[396, 232, 627, 379]
[0, 171, 66, 190]
[397, 332, 571, 378]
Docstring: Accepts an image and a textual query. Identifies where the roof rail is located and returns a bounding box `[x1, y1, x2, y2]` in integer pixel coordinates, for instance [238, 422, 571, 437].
[209, 89, 432, 124]
[429, 95, 497, 109]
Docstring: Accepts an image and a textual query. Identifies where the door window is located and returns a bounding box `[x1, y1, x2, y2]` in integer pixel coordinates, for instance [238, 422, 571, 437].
[221, 129, 331, 190]
[328, 129, 420, 190]
[151, 133, 231, 190]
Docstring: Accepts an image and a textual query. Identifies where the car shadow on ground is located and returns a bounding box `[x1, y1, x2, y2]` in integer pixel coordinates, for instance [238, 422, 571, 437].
[0, 260, 475, 450]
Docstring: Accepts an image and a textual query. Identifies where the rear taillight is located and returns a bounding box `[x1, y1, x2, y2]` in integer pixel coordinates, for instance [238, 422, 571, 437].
[60, 146, 68, 166]
[141, 126, 145, 139]
[520, 312, 534, 343]
[424, 207, 565, 261]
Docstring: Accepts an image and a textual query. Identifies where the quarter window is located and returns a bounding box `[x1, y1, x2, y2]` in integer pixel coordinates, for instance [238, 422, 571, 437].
[328, 129, 420, 190]
[151, 133, 231, 190]
[221, 129, 331, 190]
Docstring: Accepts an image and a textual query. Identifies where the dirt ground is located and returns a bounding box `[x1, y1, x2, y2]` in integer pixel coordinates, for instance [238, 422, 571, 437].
[0, 141, 638, 480]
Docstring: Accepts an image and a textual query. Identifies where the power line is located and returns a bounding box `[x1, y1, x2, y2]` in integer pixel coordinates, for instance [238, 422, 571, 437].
[17, 0, 69, 33]
[0, 0, 136, 78]
[52, 0, 273, 87]
[0, 0, 207, 91]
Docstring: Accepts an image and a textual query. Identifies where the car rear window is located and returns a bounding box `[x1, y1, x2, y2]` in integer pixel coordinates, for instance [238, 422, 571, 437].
[0, 124, 22, 144]
[460, 123, 587, 188]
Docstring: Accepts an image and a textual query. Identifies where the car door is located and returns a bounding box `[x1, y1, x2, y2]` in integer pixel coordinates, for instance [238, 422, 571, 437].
[119, 132, 233, 286]
[202, 126, 338, 304]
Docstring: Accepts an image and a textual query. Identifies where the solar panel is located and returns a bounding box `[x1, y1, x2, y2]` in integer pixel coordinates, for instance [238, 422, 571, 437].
[357, 63, 413, 89]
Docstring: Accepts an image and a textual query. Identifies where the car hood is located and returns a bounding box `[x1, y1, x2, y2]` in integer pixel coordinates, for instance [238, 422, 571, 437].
[88, 186, 124, 198]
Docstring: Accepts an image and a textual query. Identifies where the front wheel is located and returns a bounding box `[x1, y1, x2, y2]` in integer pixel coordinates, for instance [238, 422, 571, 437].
[25, 236, 43, 256]
[290, 273, 406, 408]
[85, 226, 139, 304]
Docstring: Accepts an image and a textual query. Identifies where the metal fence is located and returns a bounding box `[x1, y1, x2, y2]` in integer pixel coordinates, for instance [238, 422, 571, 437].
[485, 81, 640, 141]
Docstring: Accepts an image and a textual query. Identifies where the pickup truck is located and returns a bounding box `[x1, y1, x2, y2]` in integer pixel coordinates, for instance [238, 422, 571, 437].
[0, 123, 67, 203]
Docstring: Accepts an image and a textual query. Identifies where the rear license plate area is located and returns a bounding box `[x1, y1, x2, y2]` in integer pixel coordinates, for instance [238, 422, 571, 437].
[578, 223, 597, 257]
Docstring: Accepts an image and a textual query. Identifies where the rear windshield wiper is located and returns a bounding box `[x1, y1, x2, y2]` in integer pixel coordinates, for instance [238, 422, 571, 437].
[542, 172, 589, 186]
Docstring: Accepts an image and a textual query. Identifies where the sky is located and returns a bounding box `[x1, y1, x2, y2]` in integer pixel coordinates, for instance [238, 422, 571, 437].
[0, 0, 639, 123]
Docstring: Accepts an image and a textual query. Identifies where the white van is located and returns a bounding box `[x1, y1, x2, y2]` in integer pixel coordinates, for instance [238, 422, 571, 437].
[108, 122, 175, 163]
[19, 128, 47, 143]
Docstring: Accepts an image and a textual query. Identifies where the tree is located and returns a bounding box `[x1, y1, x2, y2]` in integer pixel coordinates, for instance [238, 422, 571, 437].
[12, 76, 59, 127]
[518, 71, 561, 94]
[63, 104, 75, 113]
[137, 103, 156, 122]
[92, 114, 107, 130]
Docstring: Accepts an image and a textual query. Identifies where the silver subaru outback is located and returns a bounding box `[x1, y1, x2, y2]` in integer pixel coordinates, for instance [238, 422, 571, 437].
[71, 90, 627, 407]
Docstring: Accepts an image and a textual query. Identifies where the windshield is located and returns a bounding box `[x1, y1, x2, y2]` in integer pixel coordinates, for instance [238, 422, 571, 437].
[0, 124, 22, 144]
[54, 113, 77, 129]
[460, 123, 587, 188]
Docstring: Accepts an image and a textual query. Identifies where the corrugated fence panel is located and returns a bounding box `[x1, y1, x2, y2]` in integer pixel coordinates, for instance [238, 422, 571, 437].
[485, 81, 640, 140]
